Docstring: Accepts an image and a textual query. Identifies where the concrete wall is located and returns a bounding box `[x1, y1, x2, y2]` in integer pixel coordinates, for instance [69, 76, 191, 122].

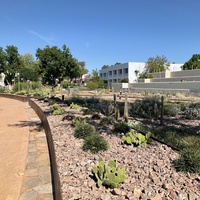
[170, 69, 200, 78]
[130, 81, 200, 91]
[149, 76, 200, 83]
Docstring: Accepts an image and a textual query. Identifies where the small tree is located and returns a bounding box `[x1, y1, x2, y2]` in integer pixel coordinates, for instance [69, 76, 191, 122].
[146, 55, 170, 73]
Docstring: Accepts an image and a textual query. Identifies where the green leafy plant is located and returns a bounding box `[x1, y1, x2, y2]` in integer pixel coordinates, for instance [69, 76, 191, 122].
[122, 129, 152, 147]
[92, 157, 125, 188]
[50, 103, 65, 115]
[70, 102, 79, 110]
[113, 121, 130, 134]
[82, 134, 108, 154]
[74, 121, 95, 139]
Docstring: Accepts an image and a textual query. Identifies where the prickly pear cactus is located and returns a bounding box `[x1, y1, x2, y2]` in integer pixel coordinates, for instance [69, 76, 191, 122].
[92, 157, 125, 188]
[122, 129, 152, 147]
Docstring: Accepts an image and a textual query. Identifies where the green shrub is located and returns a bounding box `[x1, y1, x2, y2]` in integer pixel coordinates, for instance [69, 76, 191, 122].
[113, 121, 130, 134]
[71, 117, 86, 127]
[100, 116, 115, 126]
[92, 157, 125, 188]
[70, 102, 79, 110]
[65, 97, 87, 106]
[50, 103, 65, 115]
[174, 146, 200, 173]
[82, 134, 108, 154]
[74, 121, 95, 139]
[130, 96, 161, 119]
[164, 103, 180, 117]
[185, 107, 200, 120]
[82, 108, 95, 115]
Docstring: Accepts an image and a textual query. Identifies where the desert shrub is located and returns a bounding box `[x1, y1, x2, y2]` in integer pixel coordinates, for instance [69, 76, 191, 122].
[50, 103, 65, 115]
[82, 134, 108, 154]
[113, 121, 130, 134]
[130, 96, 161, 119]
[85, 97, 100, 104]
[174, 145, 200, 173]
[65, 97, 86, 106]
[86, 81, 99, 90]
[91, 113, 101, 120]
[70, 102, 79, 110]
[72, 117, 86, 127]
[82, 108, 95, 115]
[74, 121, 95, 139]
[100, 116, 115, 126]
[184, 107, 200, 120]
[164, 103, 180, 117]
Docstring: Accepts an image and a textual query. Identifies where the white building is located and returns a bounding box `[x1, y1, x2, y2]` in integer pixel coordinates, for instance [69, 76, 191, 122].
[99, 62, 183, 86]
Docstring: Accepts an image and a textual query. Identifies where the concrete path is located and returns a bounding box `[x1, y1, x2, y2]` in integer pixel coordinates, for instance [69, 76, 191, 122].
[0, 97, 53, 200]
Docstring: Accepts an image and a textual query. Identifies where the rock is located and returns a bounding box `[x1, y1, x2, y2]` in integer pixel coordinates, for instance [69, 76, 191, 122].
[151, 193, 162, 200]
[113, 188, 121, 195]
[101, 194, 111, 200]
[133, 188, 142, 198]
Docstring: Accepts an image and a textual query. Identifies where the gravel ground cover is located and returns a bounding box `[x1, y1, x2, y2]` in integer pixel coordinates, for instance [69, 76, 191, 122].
[34, 99, 200, 200]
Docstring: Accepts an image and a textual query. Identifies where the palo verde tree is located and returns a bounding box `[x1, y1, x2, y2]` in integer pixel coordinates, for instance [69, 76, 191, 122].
[182, 54, 200, 70]
[145, 55, 170, 73]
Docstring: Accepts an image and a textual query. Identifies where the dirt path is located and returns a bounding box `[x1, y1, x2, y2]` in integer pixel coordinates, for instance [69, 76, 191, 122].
[0, 98, 30, 200]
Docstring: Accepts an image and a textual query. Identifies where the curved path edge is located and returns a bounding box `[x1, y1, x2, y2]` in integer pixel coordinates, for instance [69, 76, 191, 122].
[0, 94, 62, 200]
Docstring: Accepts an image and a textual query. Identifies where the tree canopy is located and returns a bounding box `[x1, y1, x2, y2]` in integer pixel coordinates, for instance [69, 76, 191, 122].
[36, 45, 82, 85]
[4, 45, 22, 85]
[182, 54, 200, 70]
[19, 54, 40, 81]
[145, 55, 169, 73]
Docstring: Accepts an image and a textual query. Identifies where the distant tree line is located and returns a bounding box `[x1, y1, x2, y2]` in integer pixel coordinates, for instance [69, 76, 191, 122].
[0, 44, 88, 86]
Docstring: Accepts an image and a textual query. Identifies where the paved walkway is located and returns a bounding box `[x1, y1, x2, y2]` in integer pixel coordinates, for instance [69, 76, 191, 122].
[0, 97, 53, 200]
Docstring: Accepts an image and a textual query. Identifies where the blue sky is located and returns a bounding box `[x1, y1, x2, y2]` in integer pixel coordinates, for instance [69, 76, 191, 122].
[1, 0, 200, 73]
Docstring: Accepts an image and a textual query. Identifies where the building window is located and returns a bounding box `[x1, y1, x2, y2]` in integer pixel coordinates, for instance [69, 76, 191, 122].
[118, 69, 122, 74]
[114, 70, 117, 75]
[104, 73, 106, 77]
[124, 68, 128, 73]
[100, 73, 102, 77]
[109, 71, 112, 75]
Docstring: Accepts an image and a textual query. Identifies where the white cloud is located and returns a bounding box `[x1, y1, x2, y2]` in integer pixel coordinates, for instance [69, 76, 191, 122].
[28, 30, 55, 45]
